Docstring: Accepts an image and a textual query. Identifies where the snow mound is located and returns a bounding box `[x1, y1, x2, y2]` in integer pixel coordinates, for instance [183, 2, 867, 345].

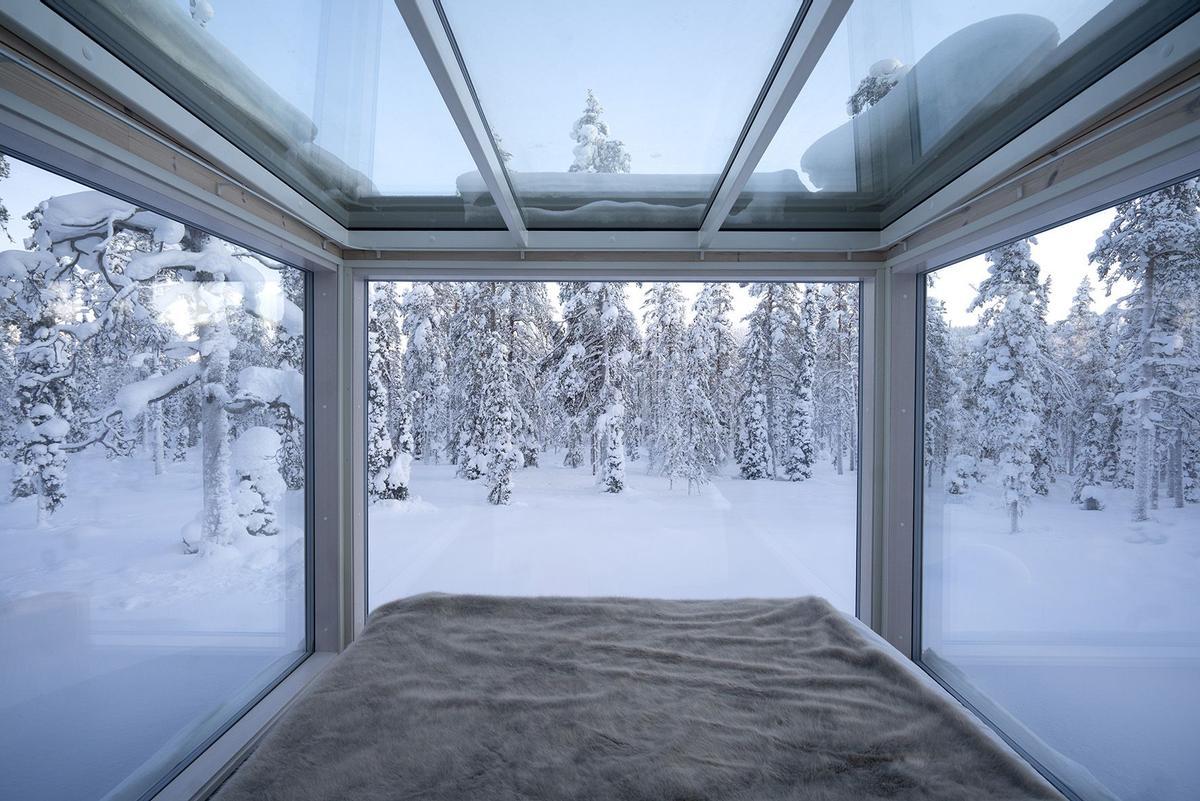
[801, 15, 1059, 192]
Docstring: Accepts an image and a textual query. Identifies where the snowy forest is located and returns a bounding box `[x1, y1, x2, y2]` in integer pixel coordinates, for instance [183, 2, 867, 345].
[367, 278, 860, 506]
[924, 179, 1200, 537]
[0, 154, 305, 555]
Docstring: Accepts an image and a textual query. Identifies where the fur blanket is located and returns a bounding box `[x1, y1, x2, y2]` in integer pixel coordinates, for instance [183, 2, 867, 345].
[213, 594, 1060, 800]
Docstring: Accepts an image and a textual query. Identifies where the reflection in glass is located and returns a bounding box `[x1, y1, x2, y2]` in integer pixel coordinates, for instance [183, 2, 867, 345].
[920, 179, 1200, 801]
[0, 156, 307, 801]
[727, 0, 1193, 230]
[47, 0, 503, 228]
[366, 280, 859, 609]
[440, 0, 804, 228]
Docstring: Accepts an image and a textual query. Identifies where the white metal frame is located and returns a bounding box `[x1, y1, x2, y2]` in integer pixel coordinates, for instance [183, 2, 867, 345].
[347, 262, 882, 641]
[393, 0, 527, 247]
[698, 0, 851, 248]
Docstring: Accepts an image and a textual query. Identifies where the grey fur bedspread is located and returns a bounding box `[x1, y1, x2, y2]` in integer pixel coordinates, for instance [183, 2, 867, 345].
[213, 594, 1060, 800]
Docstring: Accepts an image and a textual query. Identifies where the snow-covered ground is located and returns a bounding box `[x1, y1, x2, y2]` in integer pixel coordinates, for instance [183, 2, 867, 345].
[0, 452, 304, 801]
[3, 448, 1195, 800]
[368, 458, 859, 611]
[924, 478, 1200, 801]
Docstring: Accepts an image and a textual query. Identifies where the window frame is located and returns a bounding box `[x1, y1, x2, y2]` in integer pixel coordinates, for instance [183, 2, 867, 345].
[905, 166, 1200, 801]
[0, 146, 334, 801]
[350, 263, 881, 634]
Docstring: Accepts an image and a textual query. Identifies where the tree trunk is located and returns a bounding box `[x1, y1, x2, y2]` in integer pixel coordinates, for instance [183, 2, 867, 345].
[1131, 260, 1155, 523]
[198, 319, 236, 551]
[1172, 427, 1185, 508]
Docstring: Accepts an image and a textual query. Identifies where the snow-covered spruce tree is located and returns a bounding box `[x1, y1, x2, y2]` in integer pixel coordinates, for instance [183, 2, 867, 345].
[641, 282, 687, 472]
[1, 249, 74, 519]
[923, 294, 956, 486]
[368, 288, 408, 503]
[479, 333, 520, 505]
[0, 154, 10, 240]
[596, 386, 627, 493]
[368, 283, 405, 440]
[399, 282, 450, 462]
[549, 282, 638, 486]
[778, 287, 818, 482]
[846, 58, 907, 117]
[737, 282, 806, 479]
[737, 377, 772, 479]
[503, 282, 557, 467]
[569, 90, 631, 175]
[1053, 277, 1116, 507]
[817, 283, 858, 475]
[1090, 179, 1200, 524]
[678, 373, 720, 492]
[232, 426, 285, 537]
[687, 283, 738, 465]
[968, 239, 1052, 533]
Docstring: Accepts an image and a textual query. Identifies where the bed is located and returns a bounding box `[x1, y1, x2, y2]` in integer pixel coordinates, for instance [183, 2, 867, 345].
[212, 594, 1062, 800]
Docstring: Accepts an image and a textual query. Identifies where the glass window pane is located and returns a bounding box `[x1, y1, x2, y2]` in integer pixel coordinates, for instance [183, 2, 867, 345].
[438, 0, 804, 229]
[919, 179, 1200, 801]
[726, 0, 1193, 230]
[366, 280, 859, 611]
[0, 155, 307, 801]
[46, 0, 504, 229]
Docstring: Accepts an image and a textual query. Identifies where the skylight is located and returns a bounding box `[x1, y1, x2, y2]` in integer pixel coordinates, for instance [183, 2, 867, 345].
[45, 0, 1197, 233]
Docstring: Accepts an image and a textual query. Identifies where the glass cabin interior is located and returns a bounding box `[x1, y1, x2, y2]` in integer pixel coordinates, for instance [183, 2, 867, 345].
[0, 2, 1198, 800]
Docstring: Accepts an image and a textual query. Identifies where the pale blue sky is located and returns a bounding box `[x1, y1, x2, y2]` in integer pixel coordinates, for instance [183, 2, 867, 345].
[172, 0, 1111, 194]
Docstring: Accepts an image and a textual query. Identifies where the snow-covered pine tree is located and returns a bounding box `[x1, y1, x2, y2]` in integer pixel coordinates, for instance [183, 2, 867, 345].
[368, 283, 405, 440]
[1089, 179, 1200, 524]
[778, 286, 818, 482]
[392, 390, 416, 502]
[569, 90, 631, 175]
[367, 295, 408, 503]
[736, 283, 806, 479]
[737, 377, 772, 479]
[818, 284, 858, 475]
[6, 192, 301, 547]
[503, 282, 557, 467]
[923, 293, 955, 486]
[479, 333, 520, 505]
[549, 282, 638, 487]
[596, 385, 627, 493]
[399, 282, 450, 462]
[641, 282, 687, 473]
[677, 374, 719, 492]
[232, 426, 285, 537]
[687, 283, 738, 466]
[2, 249, 75, 519]
[0, 154, 10, 241]
[1053, 277, 1115, 507]
[969, 239, 1052, 533]
[449, 282, 494, 479]
[846, 59, 907, 117]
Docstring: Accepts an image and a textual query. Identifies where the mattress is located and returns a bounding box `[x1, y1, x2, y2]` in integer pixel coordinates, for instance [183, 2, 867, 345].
[212, 594, 1062, 801]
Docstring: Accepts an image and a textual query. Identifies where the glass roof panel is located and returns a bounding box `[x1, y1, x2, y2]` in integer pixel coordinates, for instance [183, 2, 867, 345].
[724, 0, 1195, 231]
[46, 0, 505, 229]
[438, 0, 804, 229]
